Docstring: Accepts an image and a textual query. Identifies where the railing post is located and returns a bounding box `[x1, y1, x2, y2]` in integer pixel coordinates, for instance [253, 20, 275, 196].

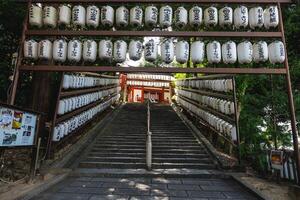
[146, 100, 152, 170]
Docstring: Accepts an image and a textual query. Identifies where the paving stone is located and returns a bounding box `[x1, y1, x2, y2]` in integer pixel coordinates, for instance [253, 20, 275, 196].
[151, 189, 188, 197]
[33, 193, 91, 200]
[69, 181, 103, 188]
[152, 178, 182, 184]
[181, 179, 213, 186]
[200, 185, 238, 192]
[130, 196, 169, 200]
[223, 191, 258, 199]
[59, 186, 115, 195]
[114, 188, 151, 196]
[150, 184, 168, 190]
[170, 198, 208, 200]
[187, 191, 226, 198]
[167, 184, 200, 191]
[89, 194, 129, 200]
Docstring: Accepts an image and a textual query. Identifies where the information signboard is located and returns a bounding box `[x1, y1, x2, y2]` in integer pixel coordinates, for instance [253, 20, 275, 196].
[0, 103, 40, 147]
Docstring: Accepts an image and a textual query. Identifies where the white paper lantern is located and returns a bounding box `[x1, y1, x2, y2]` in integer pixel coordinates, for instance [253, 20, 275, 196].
[145, 6, 158, 27]
[175, 7, 188, 28]
[249, 7, 264, 29]
[191, 41, 205, 64]
[38, 40, 52, 60]
[116, 6, 129, 27]
[43, 6, 57, 28]
[29, 4, 42, 27]
[68, 40, 82, 62]
[58, 5, 71, 26]
[189, 6, 202, 28]
[144, 39, 157, 62]
[219, 6, 233, 27]
[207, 41, 221, 63]
[130, 6, 143, 27]
[268, 41, 285, 64]
[253, 41, 268, 63]
[72, 5, 86, 27]
[83, 40, 97, 62]
[222, 41, 237, 64]
[24, 40, 38, 60]
[114, 40, 127, 62]
[99, 40, 113, 60]
[52, 126, 61, 141]
[129, 40, 143, 61]
[62, 75, 70, 89]
[161, 39, 174, 64]
[159, 5, 173, 29]
[237, 41, 253, 64]
[58, 100, 65, 115]
[234, 6, 248, 29]
[101, 6, 114, 27]
[264, 6, 279, 29]
[204, 7, 218, 27]
[53, 39, 67, 62]
[176, 41, 189, 64]
[86, 5, 100, 28]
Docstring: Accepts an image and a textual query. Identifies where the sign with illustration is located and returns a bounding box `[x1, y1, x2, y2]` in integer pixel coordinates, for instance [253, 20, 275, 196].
[0, 104, 39, 147]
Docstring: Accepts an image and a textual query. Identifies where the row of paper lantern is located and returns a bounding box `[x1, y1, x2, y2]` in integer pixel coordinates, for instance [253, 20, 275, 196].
[127, 81, 169, 88]
[176, 79, 233, 93]
[62, 74, 119, 90]
[24, 39, 285, 64]
[30, 4, 279, 30]
[127, 74, 173, 81]
[176, 89, 235, 115]
[57, 86, 119, 115]
[52, 94, 120, 141]
[177, 96, 237, 141]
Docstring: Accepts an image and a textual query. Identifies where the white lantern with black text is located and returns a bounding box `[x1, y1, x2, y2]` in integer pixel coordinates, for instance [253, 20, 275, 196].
[249, 7, 264, 29]
[83, 40, 97, 62]
[222, 41, 237, 64]
[176, 41, 189, 64]
[145, 6, 158, 27]
[43, 6, 57, 28]
[52, 126, 61, 141]
[86, 5, 100, 28]
[53, 39, 67, 62]
[72, 5, 86, 27]
[191, 41, 205, 64]
[159, 6, 173, 28]
[204, 7, 218, 27]
[219, 6, 233, 27]
[68, 40, 82, 62]
[130, 6, 143, 27]
[234, 6, 248, 29]
[24, 40, 38, 60]
[38, 40, 52, 60]
[175, 7, 188, 28]
[99, 40, 113, 60]
[189, 6, 202, 28]
[116, 6, 129, 27]
[268, 41, 285, 64]
[237, 41, 253, 64]
[58, 100, 65, 115]
[29, 4, 42, 27]
[144, 39, 158, 62]
[264, 6, 279, 29]
[207, 41, 221, 63]
[114, 40, 127, 62]
[129, 40, 143, 61]
[161, 39, 174, 64]
[101, 6, 114, 27]
[58, 5, 71, 26]
[253, 41, 268, 63]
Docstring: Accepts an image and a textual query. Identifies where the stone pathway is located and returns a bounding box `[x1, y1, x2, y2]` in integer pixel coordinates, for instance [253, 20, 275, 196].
[30, 176, 259, 200]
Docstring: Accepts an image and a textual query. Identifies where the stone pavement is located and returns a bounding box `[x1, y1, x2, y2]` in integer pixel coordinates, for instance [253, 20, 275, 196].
[29, 176, 259, 200]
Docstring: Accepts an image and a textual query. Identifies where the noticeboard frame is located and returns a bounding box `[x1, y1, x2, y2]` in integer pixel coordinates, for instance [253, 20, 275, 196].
[0, 102, 42, 149]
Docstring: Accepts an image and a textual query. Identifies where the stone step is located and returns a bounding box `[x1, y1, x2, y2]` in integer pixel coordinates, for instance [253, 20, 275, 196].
[88, 152, 209, 158]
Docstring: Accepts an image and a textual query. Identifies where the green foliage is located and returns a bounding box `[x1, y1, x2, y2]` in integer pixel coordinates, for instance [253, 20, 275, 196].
[0, 1, 25, 102]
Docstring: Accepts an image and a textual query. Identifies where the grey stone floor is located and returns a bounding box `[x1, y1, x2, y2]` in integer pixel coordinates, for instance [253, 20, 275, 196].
[30, 176, 259, 200]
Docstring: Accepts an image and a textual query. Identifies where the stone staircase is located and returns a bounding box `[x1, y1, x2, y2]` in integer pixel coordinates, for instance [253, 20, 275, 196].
[77, 103, 216, 170]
